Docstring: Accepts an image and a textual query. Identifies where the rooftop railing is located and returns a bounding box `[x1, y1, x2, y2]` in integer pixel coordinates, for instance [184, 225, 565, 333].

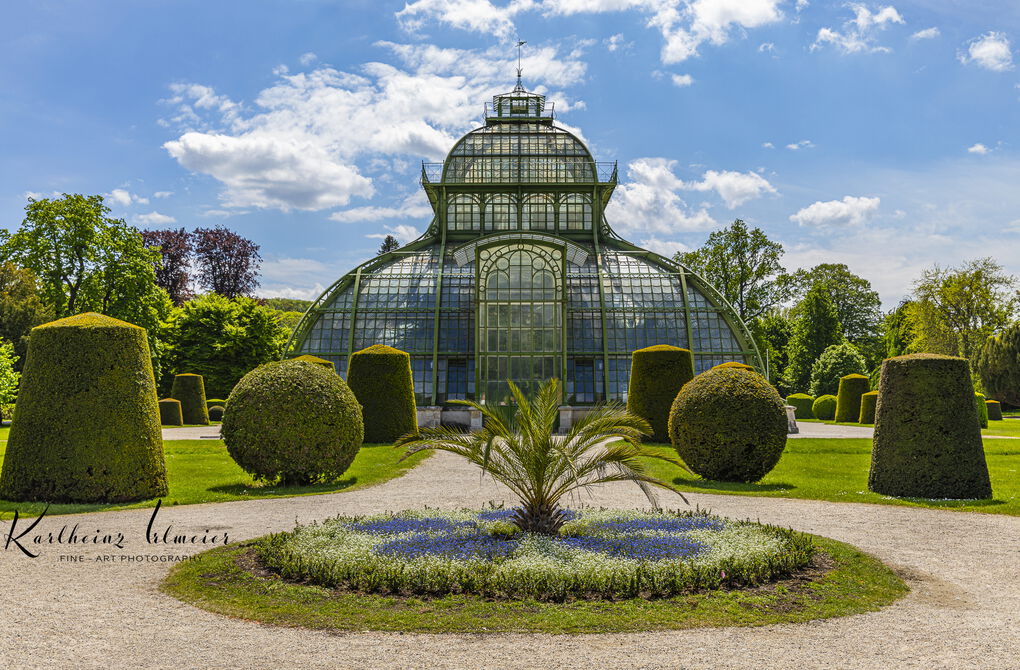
[484, 100, 554, 119]
[422, 160, 618, 185]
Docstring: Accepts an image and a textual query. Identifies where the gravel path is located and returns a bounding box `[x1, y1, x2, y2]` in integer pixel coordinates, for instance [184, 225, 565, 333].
[2, 449, 1019, 670]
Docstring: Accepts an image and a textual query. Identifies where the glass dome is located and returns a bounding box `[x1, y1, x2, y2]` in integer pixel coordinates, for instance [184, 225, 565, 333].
[287, 84, 762, 407]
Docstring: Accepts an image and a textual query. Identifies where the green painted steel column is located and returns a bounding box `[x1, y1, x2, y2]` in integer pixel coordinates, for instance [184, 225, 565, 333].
[346, 266, 364, 362]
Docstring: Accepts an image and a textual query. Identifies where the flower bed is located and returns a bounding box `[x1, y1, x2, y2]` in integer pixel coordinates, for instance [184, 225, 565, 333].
[258, 508, 814, 600]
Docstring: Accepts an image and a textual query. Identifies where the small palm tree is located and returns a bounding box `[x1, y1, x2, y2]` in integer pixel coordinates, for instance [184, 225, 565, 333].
[396, 378, 690, 535]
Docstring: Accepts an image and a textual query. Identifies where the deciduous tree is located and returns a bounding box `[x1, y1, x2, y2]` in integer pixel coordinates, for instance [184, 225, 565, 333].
[783, 284, 844, 393]
[141, 228, 193, 305]
[192, 226, 261, 298]
[0, 263, 52, 367]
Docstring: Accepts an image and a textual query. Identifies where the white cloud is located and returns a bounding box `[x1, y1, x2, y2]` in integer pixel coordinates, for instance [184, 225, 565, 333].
[959, 32, 1014, 72]
[606, 158, 716, 235]
[330, 193, 434, 222]
[106, 188, 149, 207]
[786, 139, 814, 150]
[605, 33, 627, 51]
[685, 169, 777, 208]
[153, 191, 174, 198]
[397, 0, 520, 36]
[366, 224, 424, 244]
[761, 141, 774, 149]
[637, 237, 690, 258]
[299, 52, 318, 66]
[163, 42, 588, 212]
[758, 42, 776, 54]
[812, 4, 904, 55]
[910, 27, 939, 41]
[967, 143, 991, 155]
[670, 73, 694, 87]
[133, 211, 177, 225]
[789, 195, 880, 227]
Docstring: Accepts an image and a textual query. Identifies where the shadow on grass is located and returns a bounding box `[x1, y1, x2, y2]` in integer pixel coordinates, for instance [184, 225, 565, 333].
[208, 477, 358, 497]
[888, 496, 1004, 509]
[671, 476, 797, 493]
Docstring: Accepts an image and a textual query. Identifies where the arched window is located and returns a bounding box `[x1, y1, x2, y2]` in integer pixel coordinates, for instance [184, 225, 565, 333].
[485, 194, 516, 231]
[521, 194, 554, 231]
[446, 194, 480, 231]
[560, 194, 592, 231]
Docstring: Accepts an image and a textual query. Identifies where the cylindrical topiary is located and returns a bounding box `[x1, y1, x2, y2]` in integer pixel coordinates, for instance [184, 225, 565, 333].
[975, 392, 988, 429]
[812, 394, 837, 420]
[626, 345, 695, 442]
[292, 354, 335, 370]
[222, 359, 363, 485]
[159, 398, 184, 426]
[346, 344, 417, 443]
[869, 353, 991, 499]
[711, 361, 755, 372]
[171, 373, 209, 425]
[206, 398, 226, 411]
[786, 393, 815, 420]
[208, 405, 225, 422]
[987, 400, 1003, 421]
[859, 391, 878, 424]
[668, 367, 787, 482]
[0, 313, 168, 503]
[835, 374, 870, 423]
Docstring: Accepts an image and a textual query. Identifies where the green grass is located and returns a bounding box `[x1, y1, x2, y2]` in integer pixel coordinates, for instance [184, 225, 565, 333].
[0, 437, 428, 517]
[641, 438, 1020, 515]
[162, 534, 907, 634]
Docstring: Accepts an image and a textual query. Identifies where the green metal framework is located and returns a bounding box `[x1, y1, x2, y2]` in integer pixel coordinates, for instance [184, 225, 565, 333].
[285, 83, 763, 405]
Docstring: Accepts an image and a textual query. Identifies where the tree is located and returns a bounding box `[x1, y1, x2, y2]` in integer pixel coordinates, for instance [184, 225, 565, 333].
[263, 297, 312, 312]
[809, 342, 868, 397]
[0, 263, 53, 368]
[976, 322, 1020, 406]
[160, 293, 289, 397]
[192, 226, 261, 298]
[783, 284, 843, 393]
[0, 338, 19, 421]
[674, 219, 787, 323]
[377, 235, 400, 255]
[752, 310, 793, 390]
[882, 300, 915, 359]
[911, 258, 1017, 362]
[141, 228, 193, 305]
[781, 263, 881, 345]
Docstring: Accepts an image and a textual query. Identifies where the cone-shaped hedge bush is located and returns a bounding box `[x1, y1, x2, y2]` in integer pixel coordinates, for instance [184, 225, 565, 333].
[626, 345, 695, 442]
[869, 353, 991, 499]
[987, 399, 1003, 421]
[835, 374, 870, 423]
[171, 373, 209, 425]
[0, 313, 168, 502]
[293, 354, 335, 370]
[222, 359, 363, 485]
[975, 392, 988, 429]
[159, 398, 183, 426]
[786, 393, 815, 420]
[208, 405, 225, 421]
[711, 361, 755, 372]
[346, 344, 417, 443]
[668, 367, 787, 482]
[859, 391, 878, 424]
[206, 398, 226, 411]
[812, 394, 837, 420]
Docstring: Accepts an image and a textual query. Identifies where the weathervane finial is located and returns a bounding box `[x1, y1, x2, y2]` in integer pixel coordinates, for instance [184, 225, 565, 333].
[515, 40, 526, 90]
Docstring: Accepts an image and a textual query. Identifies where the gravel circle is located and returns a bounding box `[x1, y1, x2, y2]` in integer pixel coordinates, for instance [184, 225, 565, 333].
[1, 450, 1018, 670]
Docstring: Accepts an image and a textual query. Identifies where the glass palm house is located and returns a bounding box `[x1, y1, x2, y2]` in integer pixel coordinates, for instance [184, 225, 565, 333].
[286, 82, 762, 412]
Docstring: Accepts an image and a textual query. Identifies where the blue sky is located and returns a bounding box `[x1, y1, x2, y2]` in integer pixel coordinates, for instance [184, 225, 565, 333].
[2, 0, 1019, 306]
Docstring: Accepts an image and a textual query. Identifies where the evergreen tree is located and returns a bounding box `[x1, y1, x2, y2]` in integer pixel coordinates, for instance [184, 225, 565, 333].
[377, 235, 400, 255]
[783, 284, 843, 393]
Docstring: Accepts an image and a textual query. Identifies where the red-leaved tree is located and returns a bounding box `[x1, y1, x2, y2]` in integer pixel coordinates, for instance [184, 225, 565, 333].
[141, 228, 193, 305]
[192, 226, 261, 298]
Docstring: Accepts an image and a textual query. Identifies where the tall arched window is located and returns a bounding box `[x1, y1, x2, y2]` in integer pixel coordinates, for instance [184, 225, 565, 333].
[446, 194, 480, 231]
[521, 194, 554, 230]
[485, 194, 516, 231]
[560, 194, 592, 231]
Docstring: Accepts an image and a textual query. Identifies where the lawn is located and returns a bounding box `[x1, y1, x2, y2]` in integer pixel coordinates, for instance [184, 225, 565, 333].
[0, 435, 428, 517]
[639, 438, 1020, 515]
[799, 417, 1020, 438]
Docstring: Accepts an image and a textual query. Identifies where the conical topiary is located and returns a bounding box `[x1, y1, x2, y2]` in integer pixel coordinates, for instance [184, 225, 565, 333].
[171, 373, 209, 425]
[0, 313, 168, 502]
[159, 398, 184, 426]
[293, 354, 335, 370]
[858, 391, 878, 424]
[711, 361, 756, 372]
[986, 399, 1003, 421]
[346, 344, 417, 443]
[627, 345, 695, 442]
[975, 392, 988, 429]
[835, 374, 870, 423]
[869, 354, 991, 499]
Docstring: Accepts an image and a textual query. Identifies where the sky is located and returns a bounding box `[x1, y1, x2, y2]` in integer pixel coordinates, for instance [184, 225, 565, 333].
[2, 0, 1019, 307]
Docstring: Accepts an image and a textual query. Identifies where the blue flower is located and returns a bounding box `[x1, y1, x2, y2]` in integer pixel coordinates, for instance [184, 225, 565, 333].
[556, 534, 707, 560]
[590, 516, 725, 534]
[375, 532, 519, 561]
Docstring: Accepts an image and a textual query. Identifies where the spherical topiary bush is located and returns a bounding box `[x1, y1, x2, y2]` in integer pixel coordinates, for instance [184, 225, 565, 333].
[206, 398, 226, 411]
[786, 394, 815, 420]
[987, 400, 1003, 421]
[171, 373, 209, 425]
[809, 342, 868, 397]
[626, 345, 695, 442]
[346, 344, 417, 443]
[208, 405, 225, 422]
[812, 395, 837, 420]
[869, 354, 991, 499]
[222, 360, 363, 485]
[0, 313, 168, 503]
[835, 374, 870, 423]
[159, 398, 183, 426]
[975, 392, 988, 429]
[668, 367, 787, 482]
[292, 354, 335, 370]
[859, 391, 878, 425]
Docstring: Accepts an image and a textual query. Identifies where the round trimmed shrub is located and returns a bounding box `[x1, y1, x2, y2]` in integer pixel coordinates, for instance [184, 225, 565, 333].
[835, 374, 870, 423]
[975, 392, 988, 429]
[292, 354, 335, 370]
[786, 393, 815, 420]
[346, 344, 417, 443]
[869, 354, 991, 499]
[812, 394, 837, 420]
[222, 359, 363, 485]
[668, 367, 787, 482]
[626, 345, 695, 442]
[206, 398, 226, 411]
[859, 391, 878, 425]
[171, 373, 209, 425]
[711, 361, 755, 372]
[208, 405, 225, 421]
[0, 313, 168, 503]
[987, 400, 1003, 421]
[809, 342, 868, 397]
[159, 398, 183, 426]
